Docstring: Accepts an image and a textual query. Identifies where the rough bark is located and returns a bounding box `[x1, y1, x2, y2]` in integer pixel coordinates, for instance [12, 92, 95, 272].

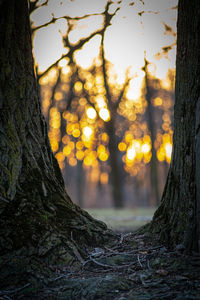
[0, 0, 115, 286]
[151, 0, 200, 252]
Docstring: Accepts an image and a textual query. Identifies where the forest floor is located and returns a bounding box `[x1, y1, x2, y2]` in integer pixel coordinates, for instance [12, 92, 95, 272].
[1, 210, 200, 300]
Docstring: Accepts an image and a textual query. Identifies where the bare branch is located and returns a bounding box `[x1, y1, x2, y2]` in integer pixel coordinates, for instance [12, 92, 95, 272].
[114, 74, 132, 110]
[31, 13, 103, 33]
[29, 0, 48, 15]
[37, 28, 104, 80]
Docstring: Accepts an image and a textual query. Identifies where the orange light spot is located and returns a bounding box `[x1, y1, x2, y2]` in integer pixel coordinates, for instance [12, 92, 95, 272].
[76, 150, 85, 160]
[101, 133, 109, 143]
[72, 129, 80, 138]
[100, 172, 109, 185]
[63, 145, 71, 156]
[69, 157, 77, 167]
[55, 152, 65, 162]
[62, 135, 70, 144]
[118, 142, 127, 152]
[153, 97, 162, 106]
[125, 132, 133, 143]
[54, 91, 63, 101]
[76, 141, 84, 150]
[74, 81, 83, 93]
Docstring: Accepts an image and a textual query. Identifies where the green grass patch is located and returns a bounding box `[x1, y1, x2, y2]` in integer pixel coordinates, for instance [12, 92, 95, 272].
[86, 208, 156, 232]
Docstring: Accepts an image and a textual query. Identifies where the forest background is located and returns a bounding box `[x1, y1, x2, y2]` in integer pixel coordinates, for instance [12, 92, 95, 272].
[30, 0, 177, 210]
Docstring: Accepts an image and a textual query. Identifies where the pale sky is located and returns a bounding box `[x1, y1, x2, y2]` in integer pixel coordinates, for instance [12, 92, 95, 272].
[31, 0, 177, 88]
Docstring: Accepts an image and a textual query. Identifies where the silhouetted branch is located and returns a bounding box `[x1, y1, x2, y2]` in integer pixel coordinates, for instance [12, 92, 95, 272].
[100, 2, 120, 111]
[114, 74, 132, 110]
[37, 28, 104, 80]
[31, 13, 102, 33]
[29, 0, 48, 14]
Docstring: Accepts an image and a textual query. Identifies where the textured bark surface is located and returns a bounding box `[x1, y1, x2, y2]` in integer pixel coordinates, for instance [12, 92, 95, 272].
[0, 0, 115, 287]
[151, 0, 200, 252]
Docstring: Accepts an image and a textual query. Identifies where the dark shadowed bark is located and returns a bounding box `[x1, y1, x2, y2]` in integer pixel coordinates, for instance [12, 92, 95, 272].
[0, 0, 115, 286]
[151, 0, 200, 252]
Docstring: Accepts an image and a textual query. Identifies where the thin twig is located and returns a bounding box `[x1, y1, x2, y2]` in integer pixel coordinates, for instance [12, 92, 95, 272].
[137, 254, 143, 268]
[48, 274, 68, 282]
[140, 274, 147, 286]
[89, 256, 136, 270]
[147, 259, 152, 270]
[0, 283, 31, 296]
[119, 232, 133, 244]
[0, 195, 9, 203]
[2, 295, 12, 300]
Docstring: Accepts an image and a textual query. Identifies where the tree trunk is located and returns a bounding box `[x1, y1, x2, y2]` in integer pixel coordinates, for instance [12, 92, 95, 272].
[0, 0, 115, 286]
[105, 119, 124, 208]
[144, 59, 160, 206]
[151, 0, 200, 252]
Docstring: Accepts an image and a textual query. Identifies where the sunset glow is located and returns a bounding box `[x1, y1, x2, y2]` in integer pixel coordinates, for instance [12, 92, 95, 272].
[31, 0, 176, 186]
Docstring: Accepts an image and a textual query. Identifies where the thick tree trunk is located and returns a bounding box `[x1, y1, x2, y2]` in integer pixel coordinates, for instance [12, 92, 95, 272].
[151, 0, 200, 252]
[0, 0, 114, 287]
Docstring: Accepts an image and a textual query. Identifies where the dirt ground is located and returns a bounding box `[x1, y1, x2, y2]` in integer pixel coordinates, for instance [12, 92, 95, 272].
[1, 225, 200, 300]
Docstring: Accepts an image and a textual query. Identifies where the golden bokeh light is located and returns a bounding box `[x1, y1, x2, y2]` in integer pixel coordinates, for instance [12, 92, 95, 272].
[153, 97, 163, 106]
[72, 128, 81, 138]
[118, 142, 127, 152]
[76, 141, 84, 150]
[82, 126, 93, 139]
[63, 145, 71, 156]
[86, 107, 97, 120]
[96, 96, 106, 109]
[100, 133, 109, 144]
[74, 81, 83, 93]
[55, 151, 65, 162]
[126, 146, 136, 161]
[97, 145, 109, 162]
[76, 150, 85, 160]
[50, 107, 60, 129]
[165, 142, 172, 162]
[141, 143, 151, 154]
[99, 108, 110, 122]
